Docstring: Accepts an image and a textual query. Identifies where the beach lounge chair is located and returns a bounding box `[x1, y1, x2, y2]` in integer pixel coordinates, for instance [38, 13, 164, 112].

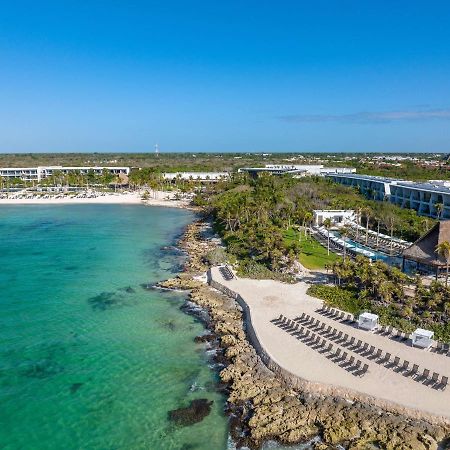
[410, 364, 419, 377]
[326, 325, 332, 334]
[304, 330, 310, 338]
[355, 339, 362, 348]
[336, 331, 343, 340]
[334, 348, 341, 358]
[341, 351, 348, 361]
[392, 356, 400, 366]
[386, 326, 394, 335]
[343, 333, 349, 342]
[368, 345, 375, 354]
[348, 336, 355, 346]
[354, 360, 362, 371]
[339, 312, 345, 320]
[431, 372, 439, 385]
[440, 376, 448, 390]
[436, 342, 444, 353]
[326, 343, 333, 352]
[348, 355, 355, 365]
[374, 349, 382, 359]
[422, 368, 430, 380]
[402, 361, 409, 371]
[361, 343, 369, 352]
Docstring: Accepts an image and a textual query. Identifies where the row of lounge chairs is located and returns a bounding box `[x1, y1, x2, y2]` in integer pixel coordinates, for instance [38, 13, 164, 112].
[346, 227, 406, 253]
[317, 305, 356, 324]
[320, 305, 450, 357]
[272, 315, 369, 377]
[219, 265, 234, 281]
[290, 313, 448, 390]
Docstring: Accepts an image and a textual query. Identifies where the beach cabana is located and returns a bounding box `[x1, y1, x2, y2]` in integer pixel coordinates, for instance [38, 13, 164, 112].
[411, 328, 434, 349]
[402, 221, 450, 277]
[358, 312, 379, 331]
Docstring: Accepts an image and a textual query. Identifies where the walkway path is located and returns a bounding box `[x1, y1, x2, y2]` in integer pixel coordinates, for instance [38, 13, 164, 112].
[209, 266, 450, 421]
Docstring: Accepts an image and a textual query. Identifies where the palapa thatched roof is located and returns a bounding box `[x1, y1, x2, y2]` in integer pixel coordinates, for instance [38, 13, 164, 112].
[402, 220, 450, 267]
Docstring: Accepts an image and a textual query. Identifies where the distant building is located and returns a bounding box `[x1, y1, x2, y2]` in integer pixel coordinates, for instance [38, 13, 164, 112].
[327, 173, 450, 219]
[0, 166, 130, 182]
[313, 210, 355, 227]
[238, 164, 355, 177]
[390, 181, 450, 218]
[162, 172, 229, 182]
[325, 173, 398, 201]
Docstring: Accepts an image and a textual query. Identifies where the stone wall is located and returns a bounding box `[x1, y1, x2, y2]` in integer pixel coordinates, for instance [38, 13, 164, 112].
[208, 269, 311, 391]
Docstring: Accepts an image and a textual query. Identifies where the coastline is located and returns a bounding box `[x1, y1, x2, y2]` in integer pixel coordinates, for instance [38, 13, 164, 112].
[160, 217, 450, 450]
[0, 191, 193, 209]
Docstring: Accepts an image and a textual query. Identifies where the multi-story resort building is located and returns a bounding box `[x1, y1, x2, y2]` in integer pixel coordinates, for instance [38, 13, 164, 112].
[327, 173, 450, 219]
[325, 173, 396, 201]
[0, 166, 130, 182]
[238, 164, 356, 177]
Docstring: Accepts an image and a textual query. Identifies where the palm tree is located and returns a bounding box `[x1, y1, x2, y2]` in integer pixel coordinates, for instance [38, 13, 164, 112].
[435, 202, 444, 220]
[303, 211, 313, 238]
[340, 225, 350, 261]
[363, 207, 372, 245]
[435, 240, 450, 287]
[323, 217, 332, 255]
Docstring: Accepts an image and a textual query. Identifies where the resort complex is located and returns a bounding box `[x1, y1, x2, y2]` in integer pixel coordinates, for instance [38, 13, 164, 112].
[0, 165, 130, 182]
[1, 155, 450, 448]
[328, 173, 450, 219]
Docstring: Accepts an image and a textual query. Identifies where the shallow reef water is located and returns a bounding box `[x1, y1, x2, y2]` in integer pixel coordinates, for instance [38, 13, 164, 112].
[0, 205, 228, 450]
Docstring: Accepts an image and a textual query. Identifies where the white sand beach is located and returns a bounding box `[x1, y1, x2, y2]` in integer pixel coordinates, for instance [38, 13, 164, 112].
[210, 266, 450, 422]
[0, 191, 191, 209]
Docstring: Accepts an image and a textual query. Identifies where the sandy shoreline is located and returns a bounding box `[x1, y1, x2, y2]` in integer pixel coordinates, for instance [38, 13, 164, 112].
[0, 192, 191, 209]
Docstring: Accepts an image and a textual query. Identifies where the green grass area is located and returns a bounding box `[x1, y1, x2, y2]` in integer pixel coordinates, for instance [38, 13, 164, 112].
[284, 229, 338, 270]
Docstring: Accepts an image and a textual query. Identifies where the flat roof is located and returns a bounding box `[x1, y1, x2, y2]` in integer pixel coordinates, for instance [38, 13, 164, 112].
[413, 328, 434, 338]
[328, 173, 400, 183]
[395, 181, 450, 195]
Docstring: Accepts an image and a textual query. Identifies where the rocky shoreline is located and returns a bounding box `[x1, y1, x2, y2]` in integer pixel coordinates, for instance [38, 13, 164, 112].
[159, 218, 450, 450]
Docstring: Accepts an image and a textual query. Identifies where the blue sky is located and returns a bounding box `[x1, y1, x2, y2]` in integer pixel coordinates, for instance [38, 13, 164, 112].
[0, 1, 449, 153]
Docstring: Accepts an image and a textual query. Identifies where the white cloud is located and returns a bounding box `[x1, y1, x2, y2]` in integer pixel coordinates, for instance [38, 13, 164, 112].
[279, 109, 450, 124]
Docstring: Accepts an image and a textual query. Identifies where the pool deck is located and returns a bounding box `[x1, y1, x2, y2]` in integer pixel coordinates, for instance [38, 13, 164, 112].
[209, 266, 450, 421]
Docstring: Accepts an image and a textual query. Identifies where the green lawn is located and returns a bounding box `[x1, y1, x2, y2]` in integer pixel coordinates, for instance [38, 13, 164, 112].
[284, 228, 338, 270]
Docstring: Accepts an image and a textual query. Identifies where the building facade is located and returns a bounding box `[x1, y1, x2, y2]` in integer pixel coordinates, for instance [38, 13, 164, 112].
[0, 166, 130, 182]
[326, 174, 397, 201]
[327, 174, 450, 219]
[238, 165, 356, 177]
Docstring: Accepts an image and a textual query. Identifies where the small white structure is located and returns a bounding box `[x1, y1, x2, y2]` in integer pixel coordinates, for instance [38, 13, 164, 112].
[163, 172, 229, 182]
[313, 210, 355, 227]
[411, 328, 434, 349]
[358, 312, 379, 331]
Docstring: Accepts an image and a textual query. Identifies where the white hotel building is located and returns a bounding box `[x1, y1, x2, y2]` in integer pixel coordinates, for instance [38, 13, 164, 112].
[327, 173, 450, 219]
[0, 166, 130, 182]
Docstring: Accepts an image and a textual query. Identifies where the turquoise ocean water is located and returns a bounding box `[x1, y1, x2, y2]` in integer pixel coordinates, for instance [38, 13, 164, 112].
[0, 205, 229, 450]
